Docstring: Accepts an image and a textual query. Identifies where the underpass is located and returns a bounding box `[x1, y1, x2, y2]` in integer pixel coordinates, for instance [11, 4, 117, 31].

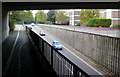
[2, 23, 119, 77]
[1, 2, 120, 77]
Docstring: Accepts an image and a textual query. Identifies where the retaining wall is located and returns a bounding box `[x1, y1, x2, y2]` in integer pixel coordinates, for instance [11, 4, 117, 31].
[39, 25, 120, 76]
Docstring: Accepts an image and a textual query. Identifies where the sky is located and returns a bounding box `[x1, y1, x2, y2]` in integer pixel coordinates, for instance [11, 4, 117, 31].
[32, 9, 71, 17]
[32, 10, 49, 17]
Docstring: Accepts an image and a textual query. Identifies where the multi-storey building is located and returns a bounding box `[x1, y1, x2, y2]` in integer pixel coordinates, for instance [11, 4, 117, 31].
[69, 9, 120, 27]
[69, 9, 81, 25]
[99, 9, 120, 27]
[39, 9, 119, 26]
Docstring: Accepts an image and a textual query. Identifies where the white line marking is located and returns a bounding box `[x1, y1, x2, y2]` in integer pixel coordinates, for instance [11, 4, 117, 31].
[46, 31, 103, 75]
[63, 46, 103, 75]
[18, 40, 26, 77]
[3, 25, 21, 76]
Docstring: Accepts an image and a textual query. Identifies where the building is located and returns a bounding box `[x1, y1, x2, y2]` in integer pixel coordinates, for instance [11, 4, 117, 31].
[69, 9, 81, 26]
[99, 9, 120, 27]
[69, 9, 120, 27]
[43, 9, 120, 26]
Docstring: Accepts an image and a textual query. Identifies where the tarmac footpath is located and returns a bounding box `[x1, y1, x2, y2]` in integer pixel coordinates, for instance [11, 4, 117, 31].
[2, 29, 57, 77]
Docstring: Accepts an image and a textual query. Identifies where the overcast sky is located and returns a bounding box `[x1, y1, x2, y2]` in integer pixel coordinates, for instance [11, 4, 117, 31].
[32, 10, 49, 17]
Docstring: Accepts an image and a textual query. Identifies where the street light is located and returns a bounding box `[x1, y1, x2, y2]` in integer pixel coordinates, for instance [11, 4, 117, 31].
[73, 9, 75, 48]
[73, 9, 75, 31]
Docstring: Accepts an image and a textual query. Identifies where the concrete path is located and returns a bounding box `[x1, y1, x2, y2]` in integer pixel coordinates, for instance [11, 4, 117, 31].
[2, 25, 57, 77]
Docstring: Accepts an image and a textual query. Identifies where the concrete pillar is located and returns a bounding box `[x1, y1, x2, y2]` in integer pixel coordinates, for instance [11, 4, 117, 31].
[2, 9, 9, 42]
[0, 2, 1, 45]
[0, 1, 2, 77]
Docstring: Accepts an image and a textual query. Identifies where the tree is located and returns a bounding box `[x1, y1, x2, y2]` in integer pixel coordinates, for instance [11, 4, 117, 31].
[56, 11, 69, 25]
[19, 11, 34, 24]
[80, 9, 99, 24]
[9, 10, 33, 31]
[9, 11, 20, 31]
[47, 10, 56, 24]
[35, 10, 47, 23]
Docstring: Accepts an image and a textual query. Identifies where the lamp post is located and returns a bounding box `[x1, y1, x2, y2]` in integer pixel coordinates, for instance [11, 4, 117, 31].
[73, 9, 75, 48]
[73, 9, 75, 31]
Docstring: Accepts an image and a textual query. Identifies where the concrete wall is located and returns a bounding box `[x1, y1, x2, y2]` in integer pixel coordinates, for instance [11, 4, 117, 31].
[0, 1, 1, 56]
[1, 6, 10, 77]
[40, 25, 120, 76]
[2, 9, 9, 42]
[1, 5, 10, 77]
[0, 1, 2, 76]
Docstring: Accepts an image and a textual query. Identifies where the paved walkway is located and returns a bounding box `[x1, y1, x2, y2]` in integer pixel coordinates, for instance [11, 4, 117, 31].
[2, 26, 57, 77]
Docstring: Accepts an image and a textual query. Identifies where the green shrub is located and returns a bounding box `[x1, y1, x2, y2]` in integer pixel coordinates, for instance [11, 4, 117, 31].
[9, 21, 15, 31]
[85, 18, 112, 27]
[45, 21, 51, 24]
[112, 25, 120, 28]
[75, 22, 80, 26]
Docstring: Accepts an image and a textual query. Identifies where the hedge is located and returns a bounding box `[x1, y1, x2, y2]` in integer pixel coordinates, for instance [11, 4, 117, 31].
[112, 25, 120, 28]
[85, 18, 112, 27]
[74, 21, 80, 26]
[45, 21, 51, 24]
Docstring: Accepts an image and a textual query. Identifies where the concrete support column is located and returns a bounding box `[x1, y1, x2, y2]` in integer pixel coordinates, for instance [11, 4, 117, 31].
[2, 9, 9, 42]
[0, 2, 2, 45]
[0, 1, 2, 77]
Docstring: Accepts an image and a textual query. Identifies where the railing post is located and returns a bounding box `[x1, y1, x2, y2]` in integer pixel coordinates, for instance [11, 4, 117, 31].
[51, 48, 53, 67]
[73, 67, 79, 77]
[42, 40, 44, 54]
